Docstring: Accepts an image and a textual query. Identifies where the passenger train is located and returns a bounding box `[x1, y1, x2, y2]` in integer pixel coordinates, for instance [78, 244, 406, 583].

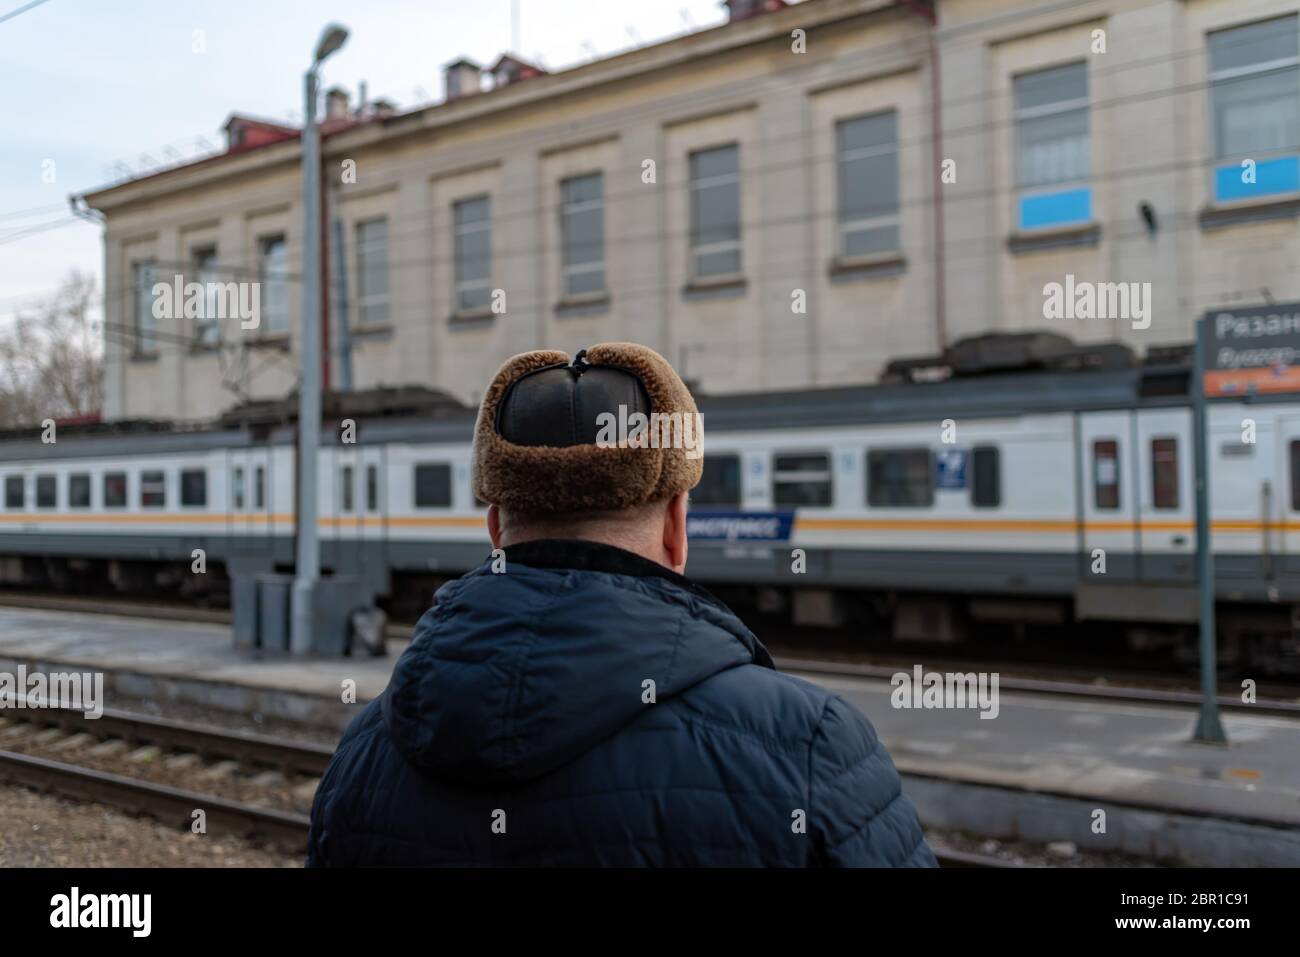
[2, 334, 1297, 671]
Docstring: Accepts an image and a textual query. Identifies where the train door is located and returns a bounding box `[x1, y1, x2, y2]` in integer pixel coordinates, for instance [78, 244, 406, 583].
[1211, 405, 1275, 586]
[327, 446, 352, 573]
[357, 446, 386, 590]
[1278, 413, 1300, 576]
[1078, 411, 1138, 581]
[1134, 408, 1195, 582]
[226, 446, 273, 560]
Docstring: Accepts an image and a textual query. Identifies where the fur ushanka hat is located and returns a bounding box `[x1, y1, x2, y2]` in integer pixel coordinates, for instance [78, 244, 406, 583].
[472, 342, 703, 514]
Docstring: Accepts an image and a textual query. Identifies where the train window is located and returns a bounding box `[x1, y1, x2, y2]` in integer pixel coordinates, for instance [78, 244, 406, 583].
[413, 463, 452, 508]
[232, 467, 245, 510]
[1291, 441, 1300, 511]
[867, 449, 933, 508]
[340, 465, 354, 513]
[971, 446, 1001, 508]
[1151, 437, 1179, 510]
[180, 469, 207, 507]
[69, 474, 91, 509]
[140, 470, 166, 508]
[103, 472, 127, 508]
[366, 465, 378, 512]
[35, 475, 56, 509]
[773, 453, 832, 507]
[3, 476, 21, 509]
[254, 466, 265, 510]
[1093, 440, 1120, 510]
[692, 454, 741, 507]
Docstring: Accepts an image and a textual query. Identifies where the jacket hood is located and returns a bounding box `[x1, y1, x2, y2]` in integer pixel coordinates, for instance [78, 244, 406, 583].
[381, 540, 773, 786]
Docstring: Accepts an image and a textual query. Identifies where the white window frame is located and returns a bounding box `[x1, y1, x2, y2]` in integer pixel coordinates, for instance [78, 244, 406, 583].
[355, 217, 390, 325]
[689, 145, 742, 279]
[560, 173, 605, 297]
[453, 196, 492, 313]
[837, 111, 900, 257]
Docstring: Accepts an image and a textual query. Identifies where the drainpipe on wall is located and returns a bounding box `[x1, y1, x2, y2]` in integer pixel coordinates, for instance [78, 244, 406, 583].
[900, 0, 946, 352]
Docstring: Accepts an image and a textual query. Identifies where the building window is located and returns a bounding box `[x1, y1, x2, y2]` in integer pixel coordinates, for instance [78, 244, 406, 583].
[689, 144, 741, 278]
[453, 196, 491, 313]
[140, 470, 166, 508]
[4, 476, 22, 509]
[180, 469, 207, 507]
[971, 446, 1001, 509]
[191, 246, 220, 347]
[837, 111, 899, 256]
[1093, 440, 1120, 510]
[560, 173, 605, 297]
[133, 260, 157, 354]
[232, 466, 245, 510]
[35, 475, 56, 509]
[69, 473, 91, 509]
[413, 463, 452, 508]
[254, 465, 265, 510]
[867, 449, 934, 508]
[1014, 61, 1091, 229]
[103, 472, 127, 508]
[691, 454, 742, 508]
[1208, 16, 1300, 202]
[366, 464, 378, 512]
[340, 465, 354, 513]
[258, 235, 289, 334]
[356, 218, 389, 325]
[773, 453, 832, 507]
[1151, 437, 1179, 510]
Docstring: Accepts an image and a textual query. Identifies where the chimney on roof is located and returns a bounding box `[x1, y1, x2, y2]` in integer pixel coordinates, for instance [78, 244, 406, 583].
[724, 0, 787, 21]
[445, 58, 483, 100]
[325, 86, 351, 120]
[488, 54, 546, 89]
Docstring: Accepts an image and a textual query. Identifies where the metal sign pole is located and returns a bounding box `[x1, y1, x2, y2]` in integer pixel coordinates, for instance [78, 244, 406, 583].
[1192, 315, 1227, 743]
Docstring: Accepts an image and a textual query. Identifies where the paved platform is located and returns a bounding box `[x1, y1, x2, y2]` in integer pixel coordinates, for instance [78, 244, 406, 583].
[0, 605, 1296, 863]
[0, 607, 402, 731]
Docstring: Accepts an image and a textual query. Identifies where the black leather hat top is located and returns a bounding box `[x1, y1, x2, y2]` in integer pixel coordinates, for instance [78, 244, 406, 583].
[495, 351, 652, 448]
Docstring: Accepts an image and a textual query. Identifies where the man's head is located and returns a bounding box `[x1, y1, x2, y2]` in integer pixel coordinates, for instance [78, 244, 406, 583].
[472, 343, 702, 574]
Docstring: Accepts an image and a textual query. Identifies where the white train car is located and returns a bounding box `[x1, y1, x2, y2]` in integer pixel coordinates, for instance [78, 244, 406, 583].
[1, 345, 1296, 669]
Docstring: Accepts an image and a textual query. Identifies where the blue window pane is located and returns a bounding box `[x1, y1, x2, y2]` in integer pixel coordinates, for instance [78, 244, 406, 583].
[1018, 186, 1092, 230]
[1215, 155, 1300, 201]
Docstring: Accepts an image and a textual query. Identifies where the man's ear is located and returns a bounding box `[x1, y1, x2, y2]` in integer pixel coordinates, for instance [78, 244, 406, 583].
[487, 504, 503, 549]
[662, 491, 689, 574]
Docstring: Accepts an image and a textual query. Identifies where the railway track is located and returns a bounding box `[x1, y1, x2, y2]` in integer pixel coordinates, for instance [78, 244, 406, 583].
[0, 696, 1019, 866]
[776, 656, 1300, 718]
[0, 697, 320, 850]
[0, 749, 310, 847]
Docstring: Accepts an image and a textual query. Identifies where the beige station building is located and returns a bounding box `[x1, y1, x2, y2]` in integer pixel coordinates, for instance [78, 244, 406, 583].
[81, 0, 1300, 421]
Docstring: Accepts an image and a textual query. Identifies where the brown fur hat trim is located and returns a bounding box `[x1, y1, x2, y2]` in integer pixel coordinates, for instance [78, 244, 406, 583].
[472, 342, 703, 513]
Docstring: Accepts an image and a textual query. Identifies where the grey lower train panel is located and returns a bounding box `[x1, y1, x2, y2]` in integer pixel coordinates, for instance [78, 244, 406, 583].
[0, 533, 1296, 608]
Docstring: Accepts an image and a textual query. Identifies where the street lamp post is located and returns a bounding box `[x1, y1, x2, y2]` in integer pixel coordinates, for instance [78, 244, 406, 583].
[291, 23, 349, 656]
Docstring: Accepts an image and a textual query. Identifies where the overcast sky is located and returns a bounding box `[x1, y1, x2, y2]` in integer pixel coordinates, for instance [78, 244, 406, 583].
[0, 0, 734, 321]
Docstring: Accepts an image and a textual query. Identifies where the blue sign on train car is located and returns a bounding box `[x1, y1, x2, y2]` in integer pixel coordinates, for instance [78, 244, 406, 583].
[687, 510, 794, 542]
[935, 448, 967, 490]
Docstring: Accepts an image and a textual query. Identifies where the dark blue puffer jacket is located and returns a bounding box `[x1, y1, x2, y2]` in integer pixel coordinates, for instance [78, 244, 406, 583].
[308, 540, 934, 867]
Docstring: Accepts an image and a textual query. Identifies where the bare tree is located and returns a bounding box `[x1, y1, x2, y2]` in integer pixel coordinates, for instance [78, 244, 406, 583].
[0, 270, 102, 428]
